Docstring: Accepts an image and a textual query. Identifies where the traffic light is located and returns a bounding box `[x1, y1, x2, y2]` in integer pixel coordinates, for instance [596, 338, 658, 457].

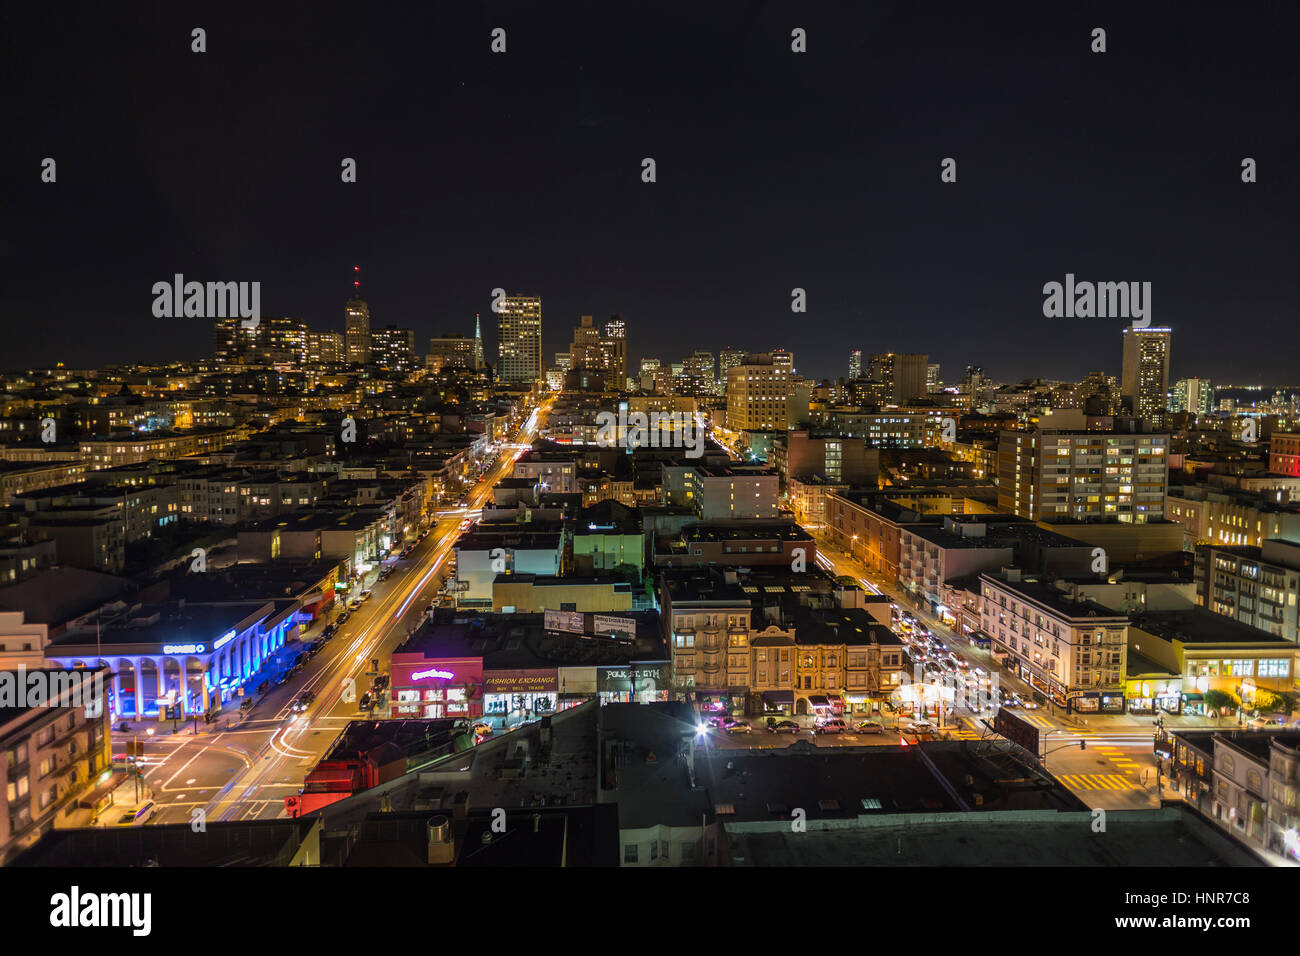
[1079, 740, 1086, 750]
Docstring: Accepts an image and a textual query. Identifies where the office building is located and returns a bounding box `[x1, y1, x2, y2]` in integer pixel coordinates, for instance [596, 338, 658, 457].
[428, 334, 478, 373]
[849, 349, 862, 380]
[306, 330, 344, 364]
[370, 325, 416, 373]
[867, 353, 928, 404]
[345, 290, 371, 365]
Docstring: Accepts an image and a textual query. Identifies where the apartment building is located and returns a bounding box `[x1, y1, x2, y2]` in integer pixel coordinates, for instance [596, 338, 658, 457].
[1167, 484, 1300, 549]
[1195, 540, 1300, 645]
[979, 570, 1130, 712]
[1, 669, 113, 865]
[899, 516, 1094, 612]
[1270, 433, 1300, 478]
[998, 427, 1169, 522]
[725, 354, 791, 431]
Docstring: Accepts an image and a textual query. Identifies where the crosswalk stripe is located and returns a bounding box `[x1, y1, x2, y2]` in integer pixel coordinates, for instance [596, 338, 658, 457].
[1058, 773, 1141, 792]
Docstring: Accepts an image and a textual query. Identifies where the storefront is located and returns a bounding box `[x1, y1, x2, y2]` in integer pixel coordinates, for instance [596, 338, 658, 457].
[598, 662, 672, 704]
[695, 690, 732, 715]
[760, 690, 794, 716]
[1126, 678, 1183, 715]
[841, 694, 879, 717]
[483, 668, 558, 724]
[390, 655, 483, 720]
[1069, 691, 1126, 714]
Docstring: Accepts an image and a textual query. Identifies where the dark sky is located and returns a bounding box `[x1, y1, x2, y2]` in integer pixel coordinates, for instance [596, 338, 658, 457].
[6, 2, 1298, 385]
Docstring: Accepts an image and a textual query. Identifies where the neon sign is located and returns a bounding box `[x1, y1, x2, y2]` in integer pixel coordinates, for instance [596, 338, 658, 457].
[212, 630, 236, 651]
[411, 667, 454, 681]
[162, 644, 205, 654]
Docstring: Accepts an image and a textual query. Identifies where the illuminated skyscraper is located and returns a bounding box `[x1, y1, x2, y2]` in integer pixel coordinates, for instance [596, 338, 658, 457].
[345, 268, 370, 365]
[497, 295, 543, 383]
[1121, 327, 1172, 426]
[849, 349, 862, 380]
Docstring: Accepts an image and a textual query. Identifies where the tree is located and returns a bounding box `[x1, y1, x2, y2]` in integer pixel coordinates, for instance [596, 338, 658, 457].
[1203, 689, 1238, 723]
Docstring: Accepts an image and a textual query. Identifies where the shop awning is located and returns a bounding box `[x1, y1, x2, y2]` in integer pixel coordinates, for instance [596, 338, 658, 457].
[763, 691, 794, 706]
[809, 695, 830, 708]
[77, 770, 129, 809]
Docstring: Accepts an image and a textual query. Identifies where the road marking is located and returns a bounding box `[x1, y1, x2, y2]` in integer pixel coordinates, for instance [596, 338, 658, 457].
[1057, 773, 1142, 792]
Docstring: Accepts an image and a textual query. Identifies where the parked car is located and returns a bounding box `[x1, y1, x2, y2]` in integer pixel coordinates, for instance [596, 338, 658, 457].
[274, 672, 291, 687]
[903, 719, 936, 735]
[724, 720, 752, 735]
[767, 719, 801, 735]
[360, 589, 373, 601]
[239, 698, 255, 714]
[115, 801, 156, 827]
[358, 691, 374, 712]
[854, 720, 885, 734]
[372, 674, 390, 692]
[814, 718, 847, 735]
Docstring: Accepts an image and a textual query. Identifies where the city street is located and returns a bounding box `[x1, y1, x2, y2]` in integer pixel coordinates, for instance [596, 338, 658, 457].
[808, 534, 1165, 809]
[114, 397, 554, 825]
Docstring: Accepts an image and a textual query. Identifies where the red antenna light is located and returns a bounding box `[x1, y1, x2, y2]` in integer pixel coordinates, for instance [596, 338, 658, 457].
[353, 265, 360, 272]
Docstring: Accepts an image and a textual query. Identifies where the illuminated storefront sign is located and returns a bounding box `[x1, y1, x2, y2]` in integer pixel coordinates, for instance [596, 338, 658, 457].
[411, 667, 455, 681]
[162, 644, 205, 655]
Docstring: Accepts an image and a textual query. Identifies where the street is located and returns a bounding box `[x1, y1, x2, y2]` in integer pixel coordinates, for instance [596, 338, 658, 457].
[114, 397, 554, 825]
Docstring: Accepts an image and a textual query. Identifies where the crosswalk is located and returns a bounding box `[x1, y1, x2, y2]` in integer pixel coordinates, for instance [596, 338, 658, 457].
[1055, 772, 1144, 792]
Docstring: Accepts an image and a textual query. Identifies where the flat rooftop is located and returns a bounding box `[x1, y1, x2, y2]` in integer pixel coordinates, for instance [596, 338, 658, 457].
[725, 806, 1261, 866]
[980, 573, 1127, 620]
[1130, 607, 1295, 646]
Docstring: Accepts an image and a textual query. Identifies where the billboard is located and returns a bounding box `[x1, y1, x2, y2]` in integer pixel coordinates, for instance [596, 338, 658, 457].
[993, 707, 1040, 755]
[544, 609, 585, 634]
[592, 614, 637, 640]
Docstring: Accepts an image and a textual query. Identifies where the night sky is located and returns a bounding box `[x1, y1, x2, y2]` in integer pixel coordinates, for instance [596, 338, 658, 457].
[7, 2, 1298, 384]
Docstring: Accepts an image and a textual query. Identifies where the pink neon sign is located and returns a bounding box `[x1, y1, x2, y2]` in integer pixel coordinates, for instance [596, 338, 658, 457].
[411, 667, 454, 681]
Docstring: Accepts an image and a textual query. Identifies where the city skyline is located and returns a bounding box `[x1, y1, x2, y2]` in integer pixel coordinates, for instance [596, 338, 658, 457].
[10, 4, 1299, 382]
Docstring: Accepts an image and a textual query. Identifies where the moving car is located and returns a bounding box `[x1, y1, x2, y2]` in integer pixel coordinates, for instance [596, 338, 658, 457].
[767, 719, 801, 735]
[1247, 715, 1285, 730]
[292, 691, 316, 712]
[115, 801, 156, 827]
[814, 718, 847, 735]
[854, 720, 884, 734]
[724, 720, 752, 735]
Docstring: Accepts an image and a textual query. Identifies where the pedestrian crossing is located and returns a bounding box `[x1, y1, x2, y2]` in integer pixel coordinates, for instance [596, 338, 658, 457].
[1055, 772, 1144, 792]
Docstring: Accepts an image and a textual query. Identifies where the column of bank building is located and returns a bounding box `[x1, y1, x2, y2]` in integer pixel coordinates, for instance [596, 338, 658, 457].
[42, 600, 300, 720]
